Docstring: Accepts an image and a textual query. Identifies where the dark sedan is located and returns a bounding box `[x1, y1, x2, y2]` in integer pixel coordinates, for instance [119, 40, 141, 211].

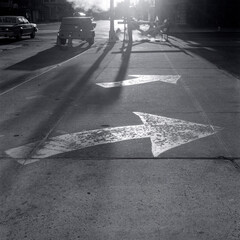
[0, 16, 37, 40]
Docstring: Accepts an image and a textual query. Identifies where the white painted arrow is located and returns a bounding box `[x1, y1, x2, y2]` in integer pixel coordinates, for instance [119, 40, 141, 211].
[96, 75, 180, 88]
[5, 112, 222, 164]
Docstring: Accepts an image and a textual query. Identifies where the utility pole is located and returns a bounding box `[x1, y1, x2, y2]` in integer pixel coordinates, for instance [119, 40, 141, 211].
[125, 0, 132, 42]
[109, 0, 117, 42]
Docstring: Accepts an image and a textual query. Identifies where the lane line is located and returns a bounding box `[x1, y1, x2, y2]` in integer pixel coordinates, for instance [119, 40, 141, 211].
[0, 45, 95, 97]
[10, 41, 114, 164]
[0, 65, 57, 97]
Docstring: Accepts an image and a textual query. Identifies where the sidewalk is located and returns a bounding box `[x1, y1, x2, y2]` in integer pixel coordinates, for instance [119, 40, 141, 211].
[171, 24, 240, 33]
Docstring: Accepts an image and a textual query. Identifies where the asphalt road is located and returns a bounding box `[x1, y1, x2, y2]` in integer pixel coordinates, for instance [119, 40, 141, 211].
[0, 21, 240, 239]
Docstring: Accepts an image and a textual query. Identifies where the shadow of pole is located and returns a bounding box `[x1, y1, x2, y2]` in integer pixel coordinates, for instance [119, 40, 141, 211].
[76, 40, 133, 110]
[17, 42, 117, 159]
[115, 35, 133, 83]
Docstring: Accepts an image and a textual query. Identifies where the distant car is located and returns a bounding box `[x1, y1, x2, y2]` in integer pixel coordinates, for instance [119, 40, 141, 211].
[57, 17, 96, 45]
[0, 16, 37, 40]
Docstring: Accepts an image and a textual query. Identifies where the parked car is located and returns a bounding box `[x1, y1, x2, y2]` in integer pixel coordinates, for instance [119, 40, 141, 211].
[0, 16, 37, 40]
[57, 17, 96, 45]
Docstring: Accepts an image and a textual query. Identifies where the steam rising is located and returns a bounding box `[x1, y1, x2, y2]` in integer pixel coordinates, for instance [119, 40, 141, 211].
[66, 0, 110, 11]
[66, 0, 142, 11]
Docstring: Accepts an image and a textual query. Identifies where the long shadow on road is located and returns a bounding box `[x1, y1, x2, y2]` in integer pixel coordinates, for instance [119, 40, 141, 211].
[40, 40, 133, 160]
[5, 42, 117, 160]
[2, 40, 134, 161]
[6, 43, 89, 71]
[83, 40, 132, 110]
[0, 43, 91, 94]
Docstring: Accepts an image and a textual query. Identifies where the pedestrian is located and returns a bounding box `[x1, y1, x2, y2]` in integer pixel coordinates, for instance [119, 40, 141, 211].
[159, 18, 170, 41]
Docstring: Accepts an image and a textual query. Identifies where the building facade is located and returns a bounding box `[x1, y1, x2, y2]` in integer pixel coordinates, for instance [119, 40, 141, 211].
[155, 0, 240, 27]
[0, 0, 74, 22]
[155, 0, 187, 24]
[41, 0, 73, 21]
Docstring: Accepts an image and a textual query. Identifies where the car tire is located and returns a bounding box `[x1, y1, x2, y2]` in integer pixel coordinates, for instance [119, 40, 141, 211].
[87, 38, 94, 45]
[30, 31, 35, 39]
[15, 32, 22, 41]
[60, 38, 66, 45]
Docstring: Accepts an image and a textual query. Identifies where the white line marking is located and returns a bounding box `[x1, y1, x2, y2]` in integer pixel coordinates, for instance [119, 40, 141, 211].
[0, 45, 23, 50]
[5, 112, 222, 164]
[96, 75, 180, 88]
[0, 46, 93, 97]
[0, 66, 57, 97]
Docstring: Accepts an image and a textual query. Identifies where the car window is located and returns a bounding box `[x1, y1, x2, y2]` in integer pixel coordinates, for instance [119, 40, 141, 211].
[17, 17, 25, 24]
[0, 17, 17, 24]
[61, 18, 93, 30]
[17, 17, 22, 23]
[22, 17, 29, 23]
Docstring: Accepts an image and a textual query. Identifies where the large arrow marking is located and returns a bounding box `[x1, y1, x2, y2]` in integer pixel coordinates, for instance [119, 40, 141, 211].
[96, 75, 181, 88]
[6, 112, 222, 162]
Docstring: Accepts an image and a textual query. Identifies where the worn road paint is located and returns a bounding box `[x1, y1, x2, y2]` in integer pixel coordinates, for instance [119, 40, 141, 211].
[5, 112, 222, 164]
[96, 75, 181, 88]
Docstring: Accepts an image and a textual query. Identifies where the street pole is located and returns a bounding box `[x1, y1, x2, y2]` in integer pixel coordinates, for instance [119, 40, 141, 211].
[109, 0, 117, 42]
[125, 0, 132, 42]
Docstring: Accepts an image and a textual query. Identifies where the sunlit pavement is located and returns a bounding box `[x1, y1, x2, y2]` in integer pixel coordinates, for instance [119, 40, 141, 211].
[0, 22, 240, 239]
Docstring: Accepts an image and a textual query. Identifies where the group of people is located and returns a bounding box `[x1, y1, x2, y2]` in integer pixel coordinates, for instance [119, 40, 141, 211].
[131, 18, 171, 40]
[145, 18, 170, 39]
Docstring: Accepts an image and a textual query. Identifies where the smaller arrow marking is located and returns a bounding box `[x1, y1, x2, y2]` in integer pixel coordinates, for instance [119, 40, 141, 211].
[5, 112, 222, 165]
[96, 75, 181, 88]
